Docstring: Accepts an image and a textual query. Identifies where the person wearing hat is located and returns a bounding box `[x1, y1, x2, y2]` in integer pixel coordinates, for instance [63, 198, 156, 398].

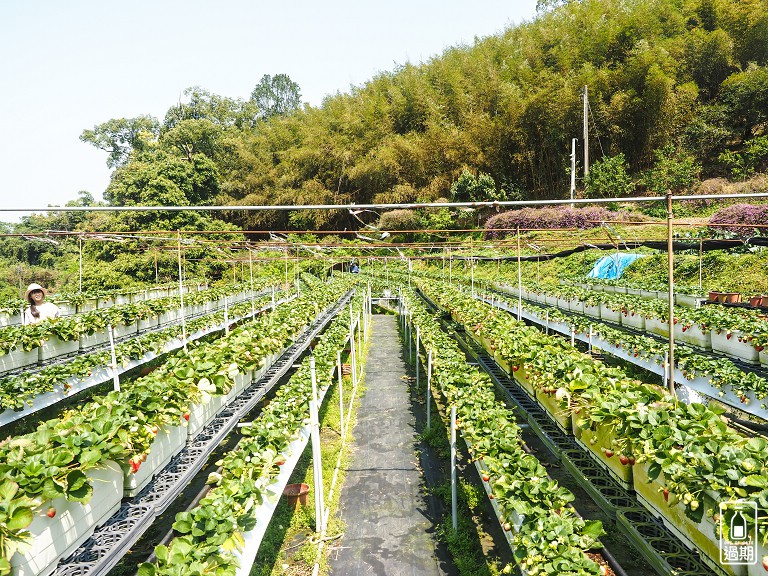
[24, 283, 60, 324]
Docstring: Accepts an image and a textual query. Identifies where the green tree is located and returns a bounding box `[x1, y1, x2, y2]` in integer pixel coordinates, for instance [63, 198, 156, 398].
[80, 116, 159, 168]
[250, 74, 302, 119]
[720, 64, 768, 140]
[643, 145, 701, 193]
[584, 154, 634, 198]
[450, 170, 504, 202]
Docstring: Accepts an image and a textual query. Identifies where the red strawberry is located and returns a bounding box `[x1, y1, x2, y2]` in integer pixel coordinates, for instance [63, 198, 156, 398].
[46, 507, 56, 518]
[129, 455, 142, 474]
[663, 488, 670, 502]
[727, 333, 733, 340]
[761, 556, 768, 571]
[489, 494, 494, 499]
[619, 455, 629, 466]
[628, 457, 636, 465]
[183, 413, 190, 421]
[502, 522, 512, 532]
[512, 365, 519, 372]
[604, 449, 614, 458]
[756, 345, 765, 352]
[276, 459, 286, 466]
[482, 473, 490, 482]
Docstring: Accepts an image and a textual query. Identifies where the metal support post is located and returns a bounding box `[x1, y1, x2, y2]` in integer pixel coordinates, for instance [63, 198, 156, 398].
[310, 357, 325, 533]
[224, 295, 230, 335]
[349, 313, 358, 388]
[666, 191, 677, 398]
[516, 226, 523, 322]
[409, 313, 413, 362]
[450, 404, 458, 532]
[337, 351, 344, 439]
[427, 350, 432, 431]
[588, 325, 593, 354]
[357, 313, 363, 381]
[78, 234, 83, 293]
[177, 231, 187, 352]
[571, 325, 575, 347]
[248, 248, 255, 317]
[108, 325, 120, 392]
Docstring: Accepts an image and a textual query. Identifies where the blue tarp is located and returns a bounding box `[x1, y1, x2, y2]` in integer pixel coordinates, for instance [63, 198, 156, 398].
[587, 253, 644, 280]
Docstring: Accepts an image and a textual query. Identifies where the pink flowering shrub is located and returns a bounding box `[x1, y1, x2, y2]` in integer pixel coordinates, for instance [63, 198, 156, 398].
[709, 204, 768, 238]
[484, 206, 640, 238]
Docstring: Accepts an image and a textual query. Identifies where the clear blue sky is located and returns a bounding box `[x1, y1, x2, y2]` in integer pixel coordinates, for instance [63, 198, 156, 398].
[0, 0, 538, 221]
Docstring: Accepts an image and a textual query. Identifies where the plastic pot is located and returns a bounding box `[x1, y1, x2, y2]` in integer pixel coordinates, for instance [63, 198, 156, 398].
[283, 483, 309, 508]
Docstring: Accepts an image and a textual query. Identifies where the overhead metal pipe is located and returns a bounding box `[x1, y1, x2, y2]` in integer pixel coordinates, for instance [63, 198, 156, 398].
[4, 191, 768, 213]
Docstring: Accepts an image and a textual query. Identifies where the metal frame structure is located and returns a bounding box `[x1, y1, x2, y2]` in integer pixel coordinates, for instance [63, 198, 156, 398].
[416, 288, 716, 576]
[52, 290, 354, 576]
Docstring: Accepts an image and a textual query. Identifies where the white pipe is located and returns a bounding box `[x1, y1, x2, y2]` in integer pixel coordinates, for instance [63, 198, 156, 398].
[451, 404, 458, 531]
[310, 357, 325, 533]
[9, 191, 768, 213]
[108, 325, 120, 392]
[337, 351, 344, 438]
[427, 350, 432, 431]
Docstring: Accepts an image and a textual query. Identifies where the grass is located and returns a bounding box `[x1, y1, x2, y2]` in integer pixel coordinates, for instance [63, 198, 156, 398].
[251, 334, 368, 576]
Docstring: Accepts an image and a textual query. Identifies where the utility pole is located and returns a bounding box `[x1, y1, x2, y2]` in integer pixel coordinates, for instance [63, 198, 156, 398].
[583, 85, 589, 179]
[570, 137, 577, 207]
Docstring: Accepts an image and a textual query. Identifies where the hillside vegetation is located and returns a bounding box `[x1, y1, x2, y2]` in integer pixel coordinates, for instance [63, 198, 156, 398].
[3, 0, 768, 294]
[68, 0, 768, 233]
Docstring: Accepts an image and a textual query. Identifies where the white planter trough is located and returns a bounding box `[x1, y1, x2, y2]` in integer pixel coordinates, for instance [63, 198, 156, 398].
[674, 323, 711, 350]
[760, 350, 768, 368]
[711, 330, 760, 364]
[627, 287, 642, 296]
[583, 303, 601, 319]
[138, 316, 160, 332]
[111, 322, 138, 340]
[556, 298, 570, 311]
[568, 300, 584, 315]
[124, 424, 186, 497]
[675, 293, 706, 308]
[158, 310, 181, 326]
[646, 317, 670, 337]
[11, 461, 123, 576]
[56, 302, 77, 317]
[77, 299, 99, 313]
[226, 371, 252, 403]
[0, 312, 11, 326]
[97, 296, 115, 309]
[0, 346, 40, 372]
[148, 289, 167, 299]
[621, 311, 646, 331]
[39, 337, 80, 362]
[186, 394, 229, 440]
[114, 293, 132, 305]
[640, 289, 658, 300]
[79, 329, 110, 350]
[677, 371, 768, 421]
[545, 295, 558, 307]
[599, 303, 621, 324]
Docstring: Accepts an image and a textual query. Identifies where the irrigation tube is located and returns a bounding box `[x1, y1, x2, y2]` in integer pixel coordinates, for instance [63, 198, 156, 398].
[4, 190, 768, 213]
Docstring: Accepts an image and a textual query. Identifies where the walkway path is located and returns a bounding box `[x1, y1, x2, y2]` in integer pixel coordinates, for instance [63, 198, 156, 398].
[330, 314, 444, 576]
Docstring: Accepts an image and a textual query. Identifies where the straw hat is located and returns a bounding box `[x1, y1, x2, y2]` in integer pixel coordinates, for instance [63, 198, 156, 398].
[24, 283, 47, 300]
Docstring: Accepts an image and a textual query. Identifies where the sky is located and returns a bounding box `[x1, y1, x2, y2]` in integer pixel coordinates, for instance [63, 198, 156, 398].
[0, 0, 538, 222]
